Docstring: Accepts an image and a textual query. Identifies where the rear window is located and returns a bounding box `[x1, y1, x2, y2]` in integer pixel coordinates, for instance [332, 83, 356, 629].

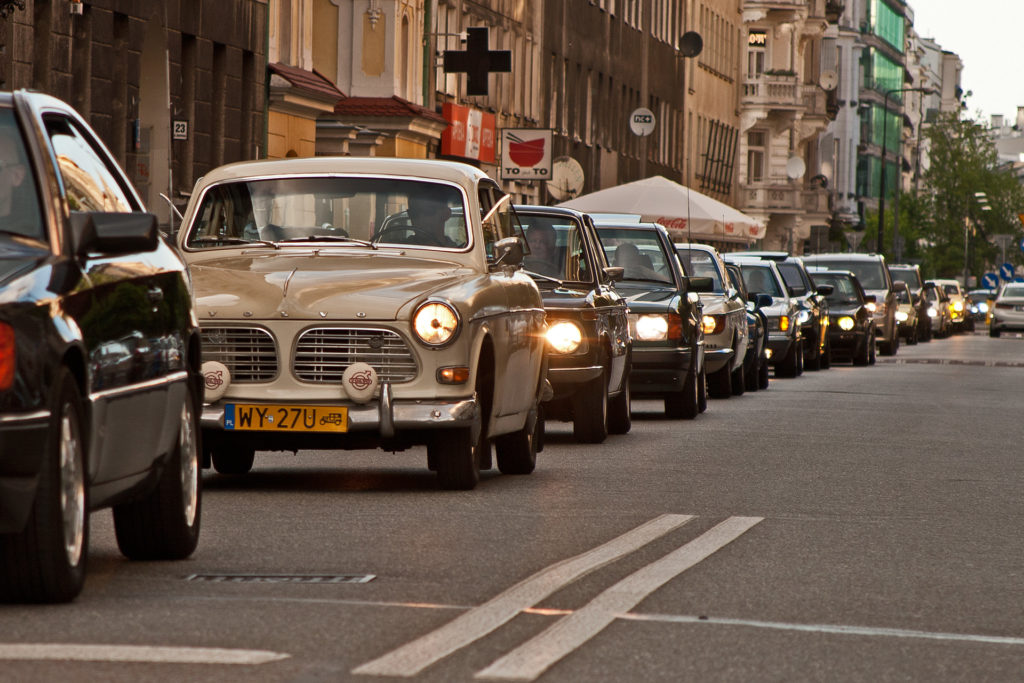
[595, 227, 675, 285]
[739, 264, 783, 298]
[777, 262, 808, 296]
[807, 259, 886, 289]
[889, 267, 922, 289]
[812, 273, 861, 304]
[677, 249, 724, 293]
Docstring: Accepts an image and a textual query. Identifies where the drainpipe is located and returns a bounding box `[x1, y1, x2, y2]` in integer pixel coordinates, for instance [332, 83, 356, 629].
[422, 0, 433, 107]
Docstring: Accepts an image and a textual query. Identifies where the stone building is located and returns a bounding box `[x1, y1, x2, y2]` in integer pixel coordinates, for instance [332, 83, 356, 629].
[0, 0, 267, 227]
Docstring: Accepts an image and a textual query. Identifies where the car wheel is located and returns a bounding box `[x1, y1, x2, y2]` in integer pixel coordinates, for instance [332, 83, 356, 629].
[431, 426, 482, 490]
[758, 355, 770, 390]
[730, 361, 745, 396]
[211, 448, 255, 475]
[495, 405, 540, 475]
[853, 335, 870, 366]
[777, 339, 800, 378]
[869, 337, 877, 365]
[908, 324, 918, 345]
[708, 363, 731, 399]
[113, 388, 202, 561]
[697, 362, 709, 412]
[990, 326, 1000, 338]
[820, 338, 832, 369]
[744, 355, 759, 393]
[607, 371, 632, 435]
[665, 363, 699, 420]
[967, 319, 976, 332]
[0, 369, 87, 603]
[804, 333, 821, 371]
[572, 366, 608, 443]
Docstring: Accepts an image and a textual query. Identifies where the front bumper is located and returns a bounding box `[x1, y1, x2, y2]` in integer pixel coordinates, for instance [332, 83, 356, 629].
[827, 328, 867, 352]
[629, 345, 694, 395]
[0, 410, 50, 533]
[766, 334, 797, 363]
[703, 347, 734, 373]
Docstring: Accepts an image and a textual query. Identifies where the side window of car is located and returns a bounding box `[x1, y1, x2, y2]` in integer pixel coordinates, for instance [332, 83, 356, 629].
[479, 183, 525, 261]
[44, 115, 135, 213]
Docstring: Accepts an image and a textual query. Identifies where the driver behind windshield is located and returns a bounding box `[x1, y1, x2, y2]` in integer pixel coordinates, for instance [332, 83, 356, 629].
[399, 188, 467, 247]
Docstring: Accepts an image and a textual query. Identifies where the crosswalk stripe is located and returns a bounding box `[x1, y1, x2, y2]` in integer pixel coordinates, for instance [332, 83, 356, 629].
[352, 513, 694, 677]
[0, 644, 289, 665]
[475, 516, 763, 681]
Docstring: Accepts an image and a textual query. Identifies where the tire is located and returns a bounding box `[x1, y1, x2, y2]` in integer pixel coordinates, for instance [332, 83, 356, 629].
[758, 355, 770, 390]
[820, 338, 832, 369]
[869, 337, 877, 365]
[607, 372, 631, 435]
[907, 325, 918, 345]
[777, 339, 800, 378]
[708, 364, 731, 399]
[990, 326, 1000, 338]
[853, 335, 870, 366]
[495, 405, 540, 475]
[431, 426, 482, 490]
[730, 362, 745, 396]
[697, 363, 708, 412]
[572, 367, 608, 443]
[0, 369, 87, 603]
[804, 330, 822, 371]
[665, 363, 699, 419]
[211, 448, 255, 475]
[114, 389, 202, 561]
[744, 355, 759, 393]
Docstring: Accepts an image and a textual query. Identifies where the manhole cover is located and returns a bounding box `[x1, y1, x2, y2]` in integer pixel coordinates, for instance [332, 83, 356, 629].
[186, 573, 375, 584]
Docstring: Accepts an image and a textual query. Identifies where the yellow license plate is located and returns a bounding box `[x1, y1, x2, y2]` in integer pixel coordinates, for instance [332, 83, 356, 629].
[225, 404, 348, 432]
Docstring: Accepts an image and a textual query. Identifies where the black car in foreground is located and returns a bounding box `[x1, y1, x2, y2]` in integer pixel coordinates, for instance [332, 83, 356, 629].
[0, 91, 202, 603]
[808, 268, 876, 365]
[593, 219, 711, 419]
[514, 205, 632, 443]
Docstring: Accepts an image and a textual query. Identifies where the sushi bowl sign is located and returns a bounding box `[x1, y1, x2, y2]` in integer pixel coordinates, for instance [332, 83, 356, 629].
[501, 129, 553, 180]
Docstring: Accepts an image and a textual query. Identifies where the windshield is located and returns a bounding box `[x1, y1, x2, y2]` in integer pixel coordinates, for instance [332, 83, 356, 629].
[889, 267, 922, 289]
[812, 273, 861, 304]
[185, 177, 469, 249]
[677, 249, 724, 293]
[0, 107, 44, 241]
[595, 227, 675, 285]
[1001, 285, 1024, 298]
[739, 264, 783, 297]
[942, 284, 960, 296]
[517, 214, 592, 282]
[806, 258, 886, 289]
[777, 262, 809, 296]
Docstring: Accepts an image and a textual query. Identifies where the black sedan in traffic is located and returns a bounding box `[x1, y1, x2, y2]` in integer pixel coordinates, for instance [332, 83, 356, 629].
[0, 91, 203, 603]
[808, 268, 876, 366]
[514, 205, 632, 442]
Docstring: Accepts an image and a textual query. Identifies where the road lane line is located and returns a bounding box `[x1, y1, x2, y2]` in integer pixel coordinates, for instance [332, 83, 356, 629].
[618, 613, 1024, 646]
[352, 513, 694, 677]
[0, 644, 290, 665]
[476, 516, 763, 681]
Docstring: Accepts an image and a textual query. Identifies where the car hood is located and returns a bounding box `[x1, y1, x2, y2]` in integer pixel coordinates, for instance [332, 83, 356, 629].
[829, 304, 864, 316]
[189, 250, 475, 321]
[618, 285, 680, 312]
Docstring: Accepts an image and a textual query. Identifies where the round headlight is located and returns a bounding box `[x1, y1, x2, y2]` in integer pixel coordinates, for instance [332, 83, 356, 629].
[895, 310, 909, 322]
[979, 302, 990, 313]
[865, 301, 877, 313]
[413, 302, 460, 346]
[795, 309, 811, 325]
[838, 316, 855, 331]
[636, 314, 669, 341]
[701, 314, 718, 335]
[953, 300, 964, 312]
[927, 306, 938, 318]
[546, 321, 583, 354]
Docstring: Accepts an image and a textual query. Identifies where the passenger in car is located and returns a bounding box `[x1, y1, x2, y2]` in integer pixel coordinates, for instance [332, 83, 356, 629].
[407, 194, 457, 247]
[524, 222, 562, 277]
[615, 242, 660, 280]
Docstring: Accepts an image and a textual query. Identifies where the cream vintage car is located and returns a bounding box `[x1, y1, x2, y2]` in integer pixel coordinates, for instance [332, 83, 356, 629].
[176, 157, 547, 490]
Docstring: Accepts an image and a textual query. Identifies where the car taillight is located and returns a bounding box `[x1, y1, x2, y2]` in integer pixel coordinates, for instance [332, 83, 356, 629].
[0, 322, 13, 390]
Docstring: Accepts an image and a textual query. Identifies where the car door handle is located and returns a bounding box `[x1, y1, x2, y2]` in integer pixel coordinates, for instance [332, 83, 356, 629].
[147, 286, 164, 303]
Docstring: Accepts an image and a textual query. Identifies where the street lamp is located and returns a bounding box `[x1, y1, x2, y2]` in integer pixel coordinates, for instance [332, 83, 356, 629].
[876, 86, 934, 257]
[965, 192, 992, 286]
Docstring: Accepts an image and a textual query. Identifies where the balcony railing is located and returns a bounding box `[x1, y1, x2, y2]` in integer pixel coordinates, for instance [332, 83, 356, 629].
[743, 73, 803, 109]
[740, 184, 801, 214]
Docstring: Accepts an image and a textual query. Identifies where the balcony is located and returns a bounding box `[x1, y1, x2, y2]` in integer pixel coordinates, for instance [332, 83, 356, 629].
[802, 188, 832, 218]
[743, 73, 803, 111]
[739, 184, 802, 215]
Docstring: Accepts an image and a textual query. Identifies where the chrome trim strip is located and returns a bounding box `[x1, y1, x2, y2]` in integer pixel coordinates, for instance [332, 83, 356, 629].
[89, 371, 188, 403]
[0, 409, 51, 425]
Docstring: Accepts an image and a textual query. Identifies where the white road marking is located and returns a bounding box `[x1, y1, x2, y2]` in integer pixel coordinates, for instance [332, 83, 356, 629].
[352, 513, 694, 677]
[619, 613, 1024, 646]
[475, 516, 763, 681]
[0, 644, 290, 665]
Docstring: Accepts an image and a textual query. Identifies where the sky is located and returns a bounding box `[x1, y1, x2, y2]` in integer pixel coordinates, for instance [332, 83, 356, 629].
[909, 1, 1024, 124]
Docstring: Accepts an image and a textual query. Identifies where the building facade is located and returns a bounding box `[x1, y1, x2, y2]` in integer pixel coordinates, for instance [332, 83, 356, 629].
[0, 0, 267, 227]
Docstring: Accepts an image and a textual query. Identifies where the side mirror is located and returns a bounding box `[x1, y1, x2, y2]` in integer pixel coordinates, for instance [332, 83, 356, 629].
[71, 211, 159, 256]
[816, 284, 834, 297]
[687, 276, 714, 293]
[754, 293, 773, 309]
[491, 236, 524, 267]
[603, 266, 624, 282]
[864, 294, 877, 304]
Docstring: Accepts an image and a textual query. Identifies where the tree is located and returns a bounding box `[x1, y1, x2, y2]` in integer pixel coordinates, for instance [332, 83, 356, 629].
[914, 113, 1024, 281]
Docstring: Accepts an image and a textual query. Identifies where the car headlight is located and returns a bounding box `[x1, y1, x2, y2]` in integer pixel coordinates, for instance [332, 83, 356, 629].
[953, 300, 964, 312]
[979, 302, 989, 313]
[413, 301, 460, 346]
[636, 314, 670, 341]
[701, 314, 725, 335]
[838, 316, 855, 331]
[927, 306, 938, 318]
[546, 321, 583, 354]
[795, 309, 811, 325]
[865, 301, 876, 313]
[895, 310, 909, 322]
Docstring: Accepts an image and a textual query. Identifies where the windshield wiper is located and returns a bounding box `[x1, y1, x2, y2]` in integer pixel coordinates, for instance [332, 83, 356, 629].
[524, 270, 565, 286]
[190, 236, 279, 249]
[277, 234, 377, 249]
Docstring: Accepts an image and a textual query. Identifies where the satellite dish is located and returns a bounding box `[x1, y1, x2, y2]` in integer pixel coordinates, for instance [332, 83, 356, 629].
[786, 156, 806, 180]
[679, 31, 704, 58]
[819, 69, 839, 91]
[548, 157, 585, 201]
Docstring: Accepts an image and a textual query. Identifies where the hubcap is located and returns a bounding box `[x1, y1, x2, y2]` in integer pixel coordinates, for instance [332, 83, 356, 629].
[59, 405, 85, 567]
[179, 399, 199, 527]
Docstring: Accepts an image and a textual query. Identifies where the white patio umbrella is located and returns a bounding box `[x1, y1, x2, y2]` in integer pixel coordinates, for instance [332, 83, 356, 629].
[557, 175, 765, 242]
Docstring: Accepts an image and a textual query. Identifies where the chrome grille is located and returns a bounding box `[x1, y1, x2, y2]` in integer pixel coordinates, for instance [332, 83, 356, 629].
[200, 327, 278, 383]
[293, 328, 418, 384]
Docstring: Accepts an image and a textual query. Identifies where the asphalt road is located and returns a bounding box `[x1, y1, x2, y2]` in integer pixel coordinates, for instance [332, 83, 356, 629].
[2, 329, 1024, 682]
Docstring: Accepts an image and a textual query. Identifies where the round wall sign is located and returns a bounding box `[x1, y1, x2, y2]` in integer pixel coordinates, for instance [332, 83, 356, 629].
[630, 107, 656, 137]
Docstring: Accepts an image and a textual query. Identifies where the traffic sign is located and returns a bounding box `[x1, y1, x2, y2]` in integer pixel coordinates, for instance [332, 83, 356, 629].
[1000, 262, 1015, 280]
[1020, 236, 1024, 253]
[981, 273, 999, 289]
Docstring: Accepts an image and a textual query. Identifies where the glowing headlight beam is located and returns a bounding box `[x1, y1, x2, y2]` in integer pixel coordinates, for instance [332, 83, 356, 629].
[413, 302, 459, 346]
[546, 321, 583, 354]
[636, 315, 670, 341]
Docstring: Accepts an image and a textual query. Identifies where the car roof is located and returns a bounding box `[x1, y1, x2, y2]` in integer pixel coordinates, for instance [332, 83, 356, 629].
[733, 250, 790, 262]
[194, 156, 492, 186]
[514, 204, 588, 220]
[802, 252, 885, 262]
